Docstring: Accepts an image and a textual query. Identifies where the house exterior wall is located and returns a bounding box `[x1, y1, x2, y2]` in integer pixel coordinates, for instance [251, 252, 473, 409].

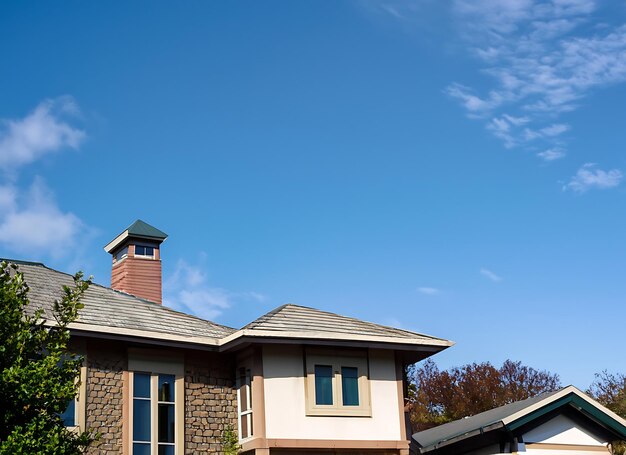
[76, 338, 237, 454]
[85, 340, 127, 454]
[261, 344, 404, 442]
[185, 351, 238, 453]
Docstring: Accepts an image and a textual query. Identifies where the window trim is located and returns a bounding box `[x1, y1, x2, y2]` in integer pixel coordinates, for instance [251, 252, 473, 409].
[133, 244, 156, 259]
[128, 351, 184, 455]
[236, 367, 253, 441]
[63, 355, 87, 432]
[304, 349, 371, 417]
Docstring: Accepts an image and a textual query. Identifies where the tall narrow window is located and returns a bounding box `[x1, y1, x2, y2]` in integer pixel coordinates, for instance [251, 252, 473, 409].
[131, 371, 180, 455]
[237, 368, 253, 440]
[158, 375, 175, 455]
[133, 373, 152, 455]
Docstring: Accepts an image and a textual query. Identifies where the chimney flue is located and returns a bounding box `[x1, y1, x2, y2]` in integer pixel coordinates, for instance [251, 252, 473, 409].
[104, 219, 168, 304]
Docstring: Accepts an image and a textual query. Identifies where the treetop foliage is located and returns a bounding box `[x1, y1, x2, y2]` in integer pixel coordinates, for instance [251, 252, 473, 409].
[408, 359, 561, 432]
[0, 261, 95, 454]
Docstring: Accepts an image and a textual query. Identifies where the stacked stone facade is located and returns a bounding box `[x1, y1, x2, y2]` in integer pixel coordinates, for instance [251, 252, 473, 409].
[185, 352, 238, 454]
[79, 338, 237, 454]
[85, 340, 126, 454]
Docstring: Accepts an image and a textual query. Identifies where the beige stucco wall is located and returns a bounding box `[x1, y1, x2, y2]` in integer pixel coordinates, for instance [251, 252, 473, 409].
[262, 345, 403, 441]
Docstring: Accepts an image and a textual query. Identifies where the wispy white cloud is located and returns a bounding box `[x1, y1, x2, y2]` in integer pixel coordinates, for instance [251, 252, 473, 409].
[447, 1, 626, 155]
[537, 147, 566, 161]
[480, 267, 503, 282]
[563, 163, 623, 192]
[0, 98, 91, 260]
[0, 178, 85, 258]
[0, 97, 85, 171]
[164, 259, 266, 321]
[372, 0, 626, 166]
[417, 286, 440, 295]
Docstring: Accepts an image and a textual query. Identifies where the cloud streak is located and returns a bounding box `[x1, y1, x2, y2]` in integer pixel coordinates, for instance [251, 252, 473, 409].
[563, 163, 623, 192]
[0, 97, 91, 260]
[0, 97, 85, 171]
[164, 259, 266, 320]
[418, 286, 440, 295]
[444, 0, 626, 158]
[480, 267, 503, 282]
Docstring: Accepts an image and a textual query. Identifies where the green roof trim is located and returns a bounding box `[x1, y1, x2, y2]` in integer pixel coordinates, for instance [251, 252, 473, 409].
[126, 219, 167, 240]
[507, 393, 626, 437]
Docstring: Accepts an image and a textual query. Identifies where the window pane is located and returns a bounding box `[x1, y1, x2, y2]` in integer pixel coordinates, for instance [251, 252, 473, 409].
[241, 411, 249, 439]
[135, 246, 145, 255]
[133, 443, 151, 455]
[134, 373, 151, 398]
[342, 367, 359, 406]
[158, 403, 175, 443]
[158, 374, 175, 402]
[133, 399, 151, 441]
[315, 365, 333, 405]
[145, 246, 154, 256]
[61, 399, 75, 426]
[158, 446, 175, 455]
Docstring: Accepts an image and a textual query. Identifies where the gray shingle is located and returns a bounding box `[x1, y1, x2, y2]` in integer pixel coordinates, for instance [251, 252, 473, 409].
[6, 260, 234, 340]
[244, 304, 448, 343]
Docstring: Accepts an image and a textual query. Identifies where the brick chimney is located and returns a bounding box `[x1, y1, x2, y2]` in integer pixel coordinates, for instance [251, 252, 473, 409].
[104, 220, 168, 304]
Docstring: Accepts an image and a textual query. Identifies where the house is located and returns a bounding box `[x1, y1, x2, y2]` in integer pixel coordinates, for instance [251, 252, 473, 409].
[6, 220, 454, 455]
[411, 385, 626, 455]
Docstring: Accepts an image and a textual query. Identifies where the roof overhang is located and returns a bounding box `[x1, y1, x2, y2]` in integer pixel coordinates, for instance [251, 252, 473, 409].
[104, 230, 167, 253]
[218, 328, 454, 356]
[60, 322, 453, 357]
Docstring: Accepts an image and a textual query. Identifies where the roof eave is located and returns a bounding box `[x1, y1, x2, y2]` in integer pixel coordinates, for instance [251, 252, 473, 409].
[218, 328, 454, 352]
[62, 321, 222, 349]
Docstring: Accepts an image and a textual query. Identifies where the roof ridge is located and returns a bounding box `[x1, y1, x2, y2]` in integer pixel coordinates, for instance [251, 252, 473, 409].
[280, 303, 447, 341]
[0, 258, 45, 267]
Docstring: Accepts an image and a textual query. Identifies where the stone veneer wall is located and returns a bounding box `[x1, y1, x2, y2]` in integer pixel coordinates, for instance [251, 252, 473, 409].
[185, 352, 238, 454]
[85, 340, 126, 454]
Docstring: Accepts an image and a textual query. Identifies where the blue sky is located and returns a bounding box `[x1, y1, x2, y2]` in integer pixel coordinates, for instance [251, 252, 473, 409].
[1, 0, 625, 388]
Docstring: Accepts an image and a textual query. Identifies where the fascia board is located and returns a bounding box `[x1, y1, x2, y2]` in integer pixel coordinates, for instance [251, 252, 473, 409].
[104, 230, 129, 253]
[218, 328, 454, 349]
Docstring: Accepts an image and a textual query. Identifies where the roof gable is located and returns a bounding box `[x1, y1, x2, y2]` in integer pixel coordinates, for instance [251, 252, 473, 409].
[412, 386, 626, 452]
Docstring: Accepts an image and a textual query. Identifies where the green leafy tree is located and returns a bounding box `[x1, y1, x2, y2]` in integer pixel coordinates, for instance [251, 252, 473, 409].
[587, 371, 626, 455]
[0, 261, 95, 454]
[407, 359, 561, 432]
[220, 424, 241, 455]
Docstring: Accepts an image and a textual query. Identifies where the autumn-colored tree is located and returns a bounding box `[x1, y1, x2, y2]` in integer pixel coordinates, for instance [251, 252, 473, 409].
[587, 371, 626, 455]
[407, 359, 561, 432]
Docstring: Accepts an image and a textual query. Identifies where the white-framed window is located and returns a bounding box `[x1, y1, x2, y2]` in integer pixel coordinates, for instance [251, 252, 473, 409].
[128, 351, 184, 455]
[236, 367, 253, 440]
[305, 349, 371, 417]
[134, 245, 155, 258]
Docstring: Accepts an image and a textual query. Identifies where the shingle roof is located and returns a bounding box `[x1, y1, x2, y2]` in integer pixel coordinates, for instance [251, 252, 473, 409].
[5, 260, 234, 342]
[243, 303, 450, 344]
